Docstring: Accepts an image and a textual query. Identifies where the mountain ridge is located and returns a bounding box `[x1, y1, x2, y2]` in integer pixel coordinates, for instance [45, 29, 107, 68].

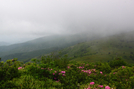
[0, 33, 101, 62]
[1, 31, 134, 64]
[51, 31, 134, 64]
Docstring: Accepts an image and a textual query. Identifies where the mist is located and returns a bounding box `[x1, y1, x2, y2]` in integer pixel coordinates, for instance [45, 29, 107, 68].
[0, 0, 134, 44]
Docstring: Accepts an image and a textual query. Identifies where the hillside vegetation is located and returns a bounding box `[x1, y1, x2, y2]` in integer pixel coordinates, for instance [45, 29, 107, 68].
[53, 31, 134, 64]
[18, 31, 134, 64]
[0, 33, 99, 62]
[0, 54, 134, 89]
[0, 31, 134, 89]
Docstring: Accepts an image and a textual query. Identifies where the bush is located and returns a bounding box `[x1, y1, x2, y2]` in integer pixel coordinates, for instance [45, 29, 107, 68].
[130, 75, 134, 88]
[0, 68, 7, 81]
[0, 55, 134, 89]
[6, 66, 20, 80]
[109, 66, 133, 89]
[0, 80, 18, 89]
[0, 65, 21, 81]
[54, 54, 69, 69]
[108, 58, 127, 68]
[99, 62, 111, 74]
[16, 75, 41, 89]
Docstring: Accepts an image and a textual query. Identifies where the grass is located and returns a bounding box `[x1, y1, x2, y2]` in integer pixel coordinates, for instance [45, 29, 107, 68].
[0, 55, 134, 89]
[55, 32, 134, 65]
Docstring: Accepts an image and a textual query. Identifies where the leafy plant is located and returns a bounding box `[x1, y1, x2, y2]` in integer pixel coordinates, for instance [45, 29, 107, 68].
[0, 54, 134, 89]
[108, 57, 127, 68]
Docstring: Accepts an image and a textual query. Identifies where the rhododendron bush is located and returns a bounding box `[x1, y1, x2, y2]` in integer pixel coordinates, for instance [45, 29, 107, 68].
[0, 56, 134, 89]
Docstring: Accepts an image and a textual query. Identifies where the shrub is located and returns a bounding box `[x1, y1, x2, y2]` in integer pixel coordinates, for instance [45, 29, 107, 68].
[130, 75, 134, 88]
[54, 54, 69, 69]
[0, 80, 18, 89]
[108, 58, 127, 68]
[109, 66, 133, 89]
[99, 62, 111, 74]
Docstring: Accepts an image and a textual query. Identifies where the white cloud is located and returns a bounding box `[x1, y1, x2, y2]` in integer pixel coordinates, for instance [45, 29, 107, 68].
[0, 0, 134, 43]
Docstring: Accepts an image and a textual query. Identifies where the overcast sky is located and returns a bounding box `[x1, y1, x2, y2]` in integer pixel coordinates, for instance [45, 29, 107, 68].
[0, 0, 134, 44]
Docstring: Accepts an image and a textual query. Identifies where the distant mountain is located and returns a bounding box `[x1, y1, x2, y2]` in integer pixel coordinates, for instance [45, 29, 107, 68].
[52, 31, 134, 64]
[0, 42, 10, 46]
[0, 33, 100, 62]
[2, 31, 134, 64]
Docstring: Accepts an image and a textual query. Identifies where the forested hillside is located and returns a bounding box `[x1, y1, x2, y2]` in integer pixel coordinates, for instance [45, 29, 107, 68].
[0, 33, 100, 62]
[53, 31, 134, 64]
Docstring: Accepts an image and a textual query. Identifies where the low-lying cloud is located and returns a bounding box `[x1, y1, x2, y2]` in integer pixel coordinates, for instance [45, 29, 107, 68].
[0, 0, 134, 44]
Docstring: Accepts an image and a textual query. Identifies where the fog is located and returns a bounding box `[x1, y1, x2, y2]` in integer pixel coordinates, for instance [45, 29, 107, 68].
[0, 0, 134, 44]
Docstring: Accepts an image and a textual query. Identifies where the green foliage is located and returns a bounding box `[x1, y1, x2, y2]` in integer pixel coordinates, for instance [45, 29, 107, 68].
[41, 55, 53, 64]
[17, 75, 39, 89]
[108, 57, 127, 68]
[54, 54, 70, 69]
[109, 66, 133, 89]
[84, 63, 95, 69]
[0, 61, 4, 67]
[25, 62, 32, 65]
[0, 54, 134, 89]
[58, 69, 80, 88]
[0, 63, 21, 82]
[130, 75, 134, 88]
[1, 31, 134, 88]
[0, 67, 7, 81]
[0, 80, 18, 89]
[99, 62, 111, 74]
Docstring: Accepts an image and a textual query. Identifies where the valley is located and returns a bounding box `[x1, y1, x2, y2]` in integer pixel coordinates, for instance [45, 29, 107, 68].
[0, 31, 134, 65]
